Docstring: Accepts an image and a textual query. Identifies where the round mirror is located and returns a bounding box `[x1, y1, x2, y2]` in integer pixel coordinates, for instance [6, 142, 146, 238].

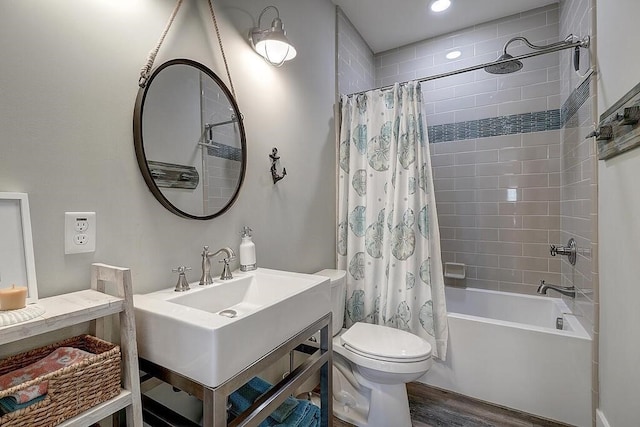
[133, 59, 246, 220]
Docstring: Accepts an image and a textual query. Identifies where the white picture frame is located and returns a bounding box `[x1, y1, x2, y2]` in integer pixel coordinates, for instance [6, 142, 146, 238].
[0, 192, 38, 303]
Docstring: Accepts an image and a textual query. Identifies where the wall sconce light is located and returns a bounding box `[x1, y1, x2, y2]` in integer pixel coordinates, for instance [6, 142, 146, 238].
[249, 6, 297, 66]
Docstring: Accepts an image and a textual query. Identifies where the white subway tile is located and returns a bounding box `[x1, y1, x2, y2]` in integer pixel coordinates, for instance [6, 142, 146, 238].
[425, 111, 455, 126]
[378, 47, 416, 67]
[433, 44, 475, 66]
[377, 64, 400, 79]
[497, 97, 548, 116]
[476, 134, 522, 150]
[497, 12, 548, 37]
[435, 95, 476, 113]
[415, 36, 455, 57]
[497, 69, 548, 90]
[522, 130, 561, 146]
[454, 78, 498, 97]
[453, 24, 498, 46]
[399, 55, 435, 74]
[499, 146, 549, 162]
[476, 88, 521, 107]
[454, 105, 499, 122]
[433, 139, 475, 154]
[522, 24, 560, 44]
[433, 71, 475, 90]
[422, 86, 455, 102]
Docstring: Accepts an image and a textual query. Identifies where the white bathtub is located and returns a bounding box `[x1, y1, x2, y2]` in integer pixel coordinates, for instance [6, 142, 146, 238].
[420, 286, 592, 427]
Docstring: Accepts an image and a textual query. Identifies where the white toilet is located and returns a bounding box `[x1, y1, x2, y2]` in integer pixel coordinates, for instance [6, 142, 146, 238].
[315, 269, 432, 427]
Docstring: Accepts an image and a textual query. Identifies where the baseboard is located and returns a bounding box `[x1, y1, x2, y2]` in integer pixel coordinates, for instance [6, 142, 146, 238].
[596, 409, 611, 427]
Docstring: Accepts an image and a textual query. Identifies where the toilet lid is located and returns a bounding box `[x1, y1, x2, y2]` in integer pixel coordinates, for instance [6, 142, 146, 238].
[340, 322, 431, 362]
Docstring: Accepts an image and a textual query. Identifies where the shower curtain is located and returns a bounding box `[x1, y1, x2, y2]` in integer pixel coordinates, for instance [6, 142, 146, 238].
[337, 82, 448, 360]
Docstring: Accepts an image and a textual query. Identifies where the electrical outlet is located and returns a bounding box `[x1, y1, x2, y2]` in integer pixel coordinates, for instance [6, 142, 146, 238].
[73, 234, 88, 245]
[65, 212, 96, 254]
[75, 219, 89, 232]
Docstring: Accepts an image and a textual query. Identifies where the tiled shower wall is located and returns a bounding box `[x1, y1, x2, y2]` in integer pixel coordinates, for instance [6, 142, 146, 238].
[376, 4, 562, 126]
[559, 0, 597, 328]
[373, 5, 564, 293]
[430, 132, 562, 292]
[336, 7, 375, 96]
[201, 75, 242, 212]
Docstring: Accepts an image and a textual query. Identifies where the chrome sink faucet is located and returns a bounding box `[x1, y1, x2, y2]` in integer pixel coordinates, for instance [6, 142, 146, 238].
[537, 280, 576, 298]
[199, 246, 237, 285]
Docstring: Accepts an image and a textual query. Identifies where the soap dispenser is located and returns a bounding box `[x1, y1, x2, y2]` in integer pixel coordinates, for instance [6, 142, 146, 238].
[240, 226, 257, 272]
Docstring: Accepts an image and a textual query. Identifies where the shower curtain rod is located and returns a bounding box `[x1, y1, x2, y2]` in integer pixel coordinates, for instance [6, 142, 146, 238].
[345, 37, 588, 97]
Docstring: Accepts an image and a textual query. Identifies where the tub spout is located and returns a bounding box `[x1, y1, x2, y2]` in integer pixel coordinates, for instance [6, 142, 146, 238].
[537, 280, 576, 298]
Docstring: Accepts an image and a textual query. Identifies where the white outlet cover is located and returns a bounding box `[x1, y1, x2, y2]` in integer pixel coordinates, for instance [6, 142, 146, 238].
[65, 212, 96, 254]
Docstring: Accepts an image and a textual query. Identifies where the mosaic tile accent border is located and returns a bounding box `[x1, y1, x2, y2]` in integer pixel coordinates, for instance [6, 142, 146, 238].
[206, 143, 242, 161]
[428, 110, 561, 143]
[427, 76, 592, 143]
[560, 75, 591, 126]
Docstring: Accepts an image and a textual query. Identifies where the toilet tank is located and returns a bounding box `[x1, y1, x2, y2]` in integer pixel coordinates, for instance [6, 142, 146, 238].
[315, 269, 346, 336]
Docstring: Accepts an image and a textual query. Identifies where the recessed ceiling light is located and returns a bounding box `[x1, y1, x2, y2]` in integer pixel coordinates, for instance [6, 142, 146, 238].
[446, 50, 461, 60]
[430, 0, 451, 13]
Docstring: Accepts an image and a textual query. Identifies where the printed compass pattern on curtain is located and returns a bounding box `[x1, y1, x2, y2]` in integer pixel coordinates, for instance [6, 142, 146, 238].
[338, 82, 448, 359]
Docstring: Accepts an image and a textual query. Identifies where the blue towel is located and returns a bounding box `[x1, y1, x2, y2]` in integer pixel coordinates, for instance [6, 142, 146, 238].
[228, 377, 300, 424]
[280, 399, 320, 427]
[0, 394, 46, 413]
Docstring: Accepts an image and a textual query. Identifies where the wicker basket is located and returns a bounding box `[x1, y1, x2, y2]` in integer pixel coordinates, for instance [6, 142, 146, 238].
[0, 335, 121, 427]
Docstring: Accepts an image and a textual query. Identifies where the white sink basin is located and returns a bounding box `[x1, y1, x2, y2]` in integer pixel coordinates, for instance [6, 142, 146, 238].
[133, 268, 331, 388]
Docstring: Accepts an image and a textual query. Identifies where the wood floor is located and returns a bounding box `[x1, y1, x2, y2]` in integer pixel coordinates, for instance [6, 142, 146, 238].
[332, 382, 572, 427]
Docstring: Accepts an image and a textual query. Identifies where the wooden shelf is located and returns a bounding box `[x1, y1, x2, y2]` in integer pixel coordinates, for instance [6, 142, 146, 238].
[0, 263, 142, 426]
[57, 390, 132, 427]
[0, 289, 124, 346]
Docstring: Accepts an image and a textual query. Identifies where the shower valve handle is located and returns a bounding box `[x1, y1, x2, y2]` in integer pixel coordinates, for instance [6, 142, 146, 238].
[549, 238, 577, 266]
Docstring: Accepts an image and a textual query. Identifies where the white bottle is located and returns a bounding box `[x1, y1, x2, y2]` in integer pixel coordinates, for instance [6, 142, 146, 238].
[239, 226, 257, 271]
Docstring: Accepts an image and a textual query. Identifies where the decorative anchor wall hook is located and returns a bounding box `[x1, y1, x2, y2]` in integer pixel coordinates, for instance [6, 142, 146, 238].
[269, 147, 287, 184]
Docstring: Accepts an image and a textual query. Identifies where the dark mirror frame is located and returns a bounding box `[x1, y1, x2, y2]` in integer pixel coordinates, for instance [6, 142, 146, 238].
[133, 59, 247, 220]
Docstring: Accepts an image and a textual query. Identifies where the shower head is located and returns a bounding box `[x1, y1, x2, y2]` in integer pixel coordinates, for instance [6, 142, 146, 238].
[483, 53, 523, 75]
[484, 35, 579, 75]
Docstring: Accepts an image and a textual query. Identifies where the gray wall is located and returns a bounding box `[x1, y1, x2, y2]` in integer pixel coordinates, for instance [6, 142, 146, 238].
[596, 0, 640, 426]
[336, 7, 376, 95]
[0, 0, 336, 297]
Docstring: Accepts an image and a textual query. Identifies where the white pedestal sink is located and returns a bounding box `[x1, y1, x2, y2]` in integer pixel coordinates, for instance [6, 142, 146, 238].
[133, 268, 331, 388]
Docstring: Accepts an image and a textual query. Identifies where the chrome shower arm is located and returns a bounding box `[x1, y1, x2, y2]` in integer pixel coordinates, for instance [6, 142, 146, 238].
[502, 34, 577, 55]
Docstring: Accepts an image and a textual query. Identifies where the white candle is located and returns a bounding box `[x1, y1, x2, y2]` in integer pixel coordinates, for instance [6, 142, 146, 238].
[0, 284, 28, 310]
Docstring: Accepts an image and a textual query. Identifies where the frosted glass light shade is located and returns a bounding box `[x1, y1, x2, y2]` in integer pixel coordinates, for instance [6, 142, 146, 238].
[255, 37, 297, 65]
[249, 8, 297, 67]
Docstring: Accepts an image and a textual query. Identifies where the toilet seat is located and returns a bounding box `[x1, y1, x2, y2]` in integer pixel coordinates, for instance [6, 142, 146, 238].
[340, 322, 432, 363]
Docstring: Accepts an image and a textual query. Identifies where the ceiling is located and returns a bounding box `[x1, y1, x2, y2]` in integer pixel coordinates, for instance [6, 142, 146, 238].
[332, 0, 558, 53]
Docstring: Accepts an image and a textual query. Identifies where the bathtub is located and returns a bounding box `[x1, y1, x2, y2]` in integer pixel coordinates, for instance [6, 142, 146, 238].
[420, 286, 591, 427]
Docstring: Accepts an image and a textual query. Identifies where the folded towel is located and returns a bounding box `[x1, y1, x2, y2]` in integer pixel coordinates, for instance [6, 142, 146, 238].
[280, 400, 320, 427]
[0, 394, 46, 413]
[0, 346, 92, 404]
[228, 377, 299, 424]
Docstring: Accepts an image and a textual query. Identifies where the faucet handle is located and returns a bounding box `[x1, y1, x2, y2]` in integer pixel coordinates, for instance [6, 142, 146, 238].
[218, 258, 234, 280]
[172, 266, 192, 292]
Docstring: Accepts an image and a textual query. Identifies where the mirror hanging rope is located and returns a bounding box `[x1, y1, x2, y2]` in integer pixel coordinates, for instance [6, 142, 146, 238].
[207, 0, 236, 99]
[139, 0, 183, 88]
[138, 0, 236, 100]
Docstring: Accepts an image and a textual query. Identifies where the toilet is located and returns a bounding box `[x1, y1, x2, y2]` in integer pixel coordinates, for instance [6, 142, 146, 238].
[315, 269, 432, 427]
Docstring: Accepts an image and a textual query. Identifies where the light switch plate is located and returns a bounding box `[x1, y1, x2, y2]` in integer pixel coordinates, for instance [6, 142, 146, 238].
[65, 212, 96, 254]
